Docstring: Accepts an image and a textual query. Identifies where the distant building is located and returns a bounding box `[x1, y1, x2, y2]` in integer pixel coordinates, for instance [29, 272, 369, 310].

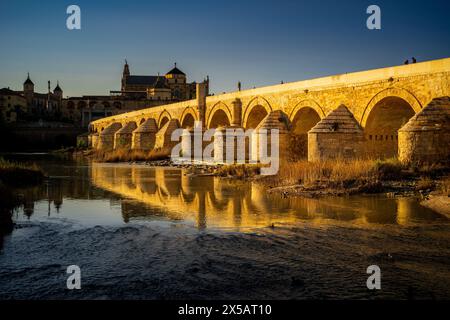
[0, 88, 27, 123]
[0, 62, 209, 127]
[119, 61, 198, 100]
[0, 74, 62, 123]
[67, 61, 208, 127]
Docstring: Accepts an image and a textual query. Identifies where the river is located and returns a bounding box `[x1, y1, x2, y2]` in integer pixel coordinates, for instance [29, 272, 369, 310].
[0, 154, 449, 299]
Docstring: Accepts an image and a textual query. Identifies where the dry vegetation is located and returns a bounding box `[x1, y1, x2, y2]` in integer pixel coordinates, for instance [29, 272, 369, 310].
[253, 157, 450, 196]
[215, 164, 262, 179]
[415, 177, 435, 191]
[91, 148, 171, 163]
[210, 157, 450, 196]
[0, 157, 44, 187]
[262, 158, 401, 188]
[438, 177, 450, 196]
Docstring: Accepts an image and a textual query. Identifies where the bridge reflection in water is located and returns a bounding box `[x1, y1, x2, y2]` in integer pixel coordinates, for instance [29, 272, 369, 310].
[89, 163, 440, 229]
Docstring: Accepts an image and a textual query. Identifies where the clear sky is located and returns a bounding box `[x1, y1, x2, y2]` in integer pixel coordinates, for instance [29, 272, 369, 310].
[0, 0, 449, 97]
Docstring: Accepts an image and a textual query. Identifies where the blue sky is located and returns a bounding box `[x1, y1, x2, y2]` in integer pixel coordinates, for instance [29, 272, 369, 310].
[0, 0, 449, 97]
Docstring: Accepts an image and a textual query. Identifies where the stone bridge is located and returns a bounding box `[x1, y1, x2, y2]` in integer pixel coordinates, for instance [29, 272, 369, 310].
[88, 57, 450, 163]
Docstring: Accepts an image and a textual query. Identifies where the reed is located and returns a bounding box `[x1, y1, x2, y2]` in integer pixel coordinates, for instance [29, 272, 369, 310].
[92, 148, 171, 163]
[264, 157, 404, 189]
[215, 164, 262, 179]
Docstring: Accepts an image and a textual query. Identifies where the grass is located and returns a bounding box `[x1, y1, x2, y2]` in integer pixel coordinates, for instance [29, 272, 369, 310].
[211, 158, 410, 189]
[438, 176, 450, 196]
[416, 177, 435, 191]
[258, 157, 450, 196]
[92, 148, 171, 163]
[0, 157, 44, 187]
[259, 158, 406, 193]
[215, 164, 262, 179]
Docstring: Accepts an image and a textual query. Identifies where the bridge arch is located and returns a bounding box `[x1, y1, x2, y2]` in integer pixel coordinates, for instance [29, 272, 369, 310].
[288, 101, 324, 159]
[289, 99, 325, 120]
[361, 87, 422, 127]
[206, 102, 232, 129]
[158, 110, 172, 129]
[242, 96, 273, 129]
[180, 107, 199, 128]
[363, 88, 421, 158]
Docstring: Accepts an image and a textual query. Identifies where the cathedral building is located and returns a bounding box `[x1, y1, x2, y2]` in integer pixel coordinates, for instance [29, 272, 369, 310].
[118, 61, 200, 100]
[67, 61, 209, 127]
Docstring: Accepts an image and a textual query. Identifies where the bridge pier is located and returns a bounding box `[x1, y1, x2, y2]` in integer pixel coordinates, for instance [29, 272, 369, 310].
[251, 110, 290, 163]
[308, 105, 365, 162]
[88, 133, 99, 149]
[180, 124, 210, 163]
[132, 118, 158, 151]
[213, 126, 247, 164]
[97, 122, 122, 151]
[154, 119, 180, 150]
[398, 97, 450, 164]
[114, 121, 137, 150]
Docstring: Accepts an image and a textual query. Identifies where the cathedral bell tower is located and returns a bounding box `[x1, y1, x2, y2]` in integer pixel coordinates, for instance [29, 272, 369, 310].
[23, 73, 34, 105]
[121, 59, 130, 93]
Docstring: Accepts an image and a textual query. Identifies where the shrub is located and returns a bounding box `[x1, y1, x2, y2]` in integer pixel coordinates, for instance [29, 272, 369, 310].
[374, 158, 404, 180]
[215, 164, 261, 179]
[416, 177, 435, 191]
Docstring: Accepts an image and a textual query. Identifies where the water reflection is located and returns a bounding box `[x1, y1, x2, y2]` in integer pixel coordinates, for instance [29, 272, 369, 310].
[3, 154, 444, 231]
[87, 163, 443, 228]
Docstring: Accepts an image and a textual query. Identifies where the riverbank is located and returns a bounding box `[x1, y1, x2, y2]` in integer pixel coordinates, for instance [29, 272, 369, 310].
[0, 157, 45, 248]
[420, 178, 450, 218]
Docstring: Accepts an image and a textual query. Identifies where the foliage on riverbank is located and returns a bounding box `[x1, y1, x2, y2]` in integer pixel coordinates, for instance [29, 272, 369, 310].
[89, 148, 171, 163]
[274, 158, 401, 187]
[0, 158, 45, 246]
[438, 177, 450, 196]
[214, 164, 263, 179]
[248, 158, 450, 197]
[0, 157, 44, 188]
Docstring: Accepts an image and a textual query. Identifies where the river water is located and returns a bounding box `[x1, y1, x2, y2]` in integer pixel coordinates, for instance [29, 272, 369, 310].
[0, 154, 449, 299]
